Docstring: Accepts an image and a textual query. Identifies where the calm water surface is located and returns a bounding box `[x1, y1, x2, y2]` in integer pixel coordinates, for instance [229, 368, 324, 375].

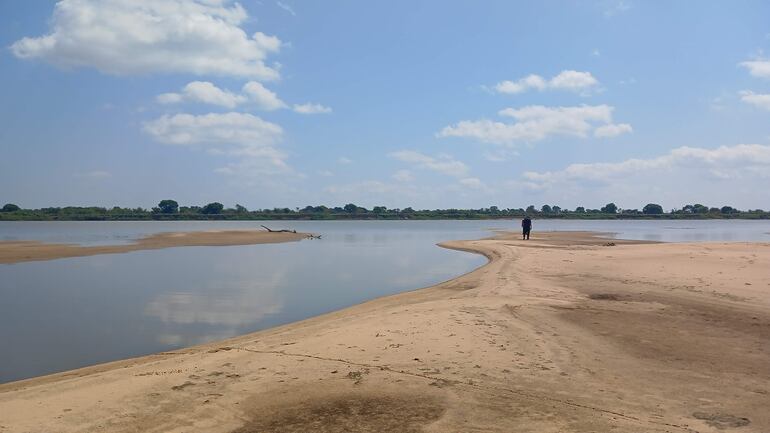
[1, 220, 769, 383]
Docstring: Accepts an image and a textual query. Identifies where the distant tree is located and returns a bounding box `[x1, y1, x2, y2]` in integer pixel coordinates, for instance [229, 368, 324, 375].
[551, 205, 561, 213]
[541, 204, 552, 213]
[720, 206, 736, 214]
[1, 203, 20, 212]
[642, 203, 664, 215]
[235, 204, 248, 213]
[693, 204, 709, 214]
[157, 199, 179, 214]
[343, 203, 358, 213]
[600, 203, 618, 214]
[372, 206, 387, 214]
[575, 206, 585, 213]
[200, 202, 224, 214]
[489, 205, 499, 214]
[401, 207, 415, 214]
[526, 205, 536, 213]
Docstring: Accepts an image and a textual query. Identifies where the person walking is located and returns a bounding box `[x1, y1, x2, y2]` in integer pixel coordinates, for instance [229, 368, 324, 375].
[521, 216, 532, 240]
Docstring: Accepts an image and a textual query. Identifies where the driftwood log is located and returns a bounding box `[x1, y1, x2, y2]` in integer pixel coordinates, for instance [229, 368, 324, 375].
[261, 225, 322, 239]
[260, 225, 296, 233]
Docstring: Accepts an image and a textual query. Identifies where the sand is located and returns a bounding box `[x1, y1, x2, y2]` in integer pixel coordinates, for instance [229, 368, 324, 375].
[1, 231, 769, 432]
[0, 230, 308, 264]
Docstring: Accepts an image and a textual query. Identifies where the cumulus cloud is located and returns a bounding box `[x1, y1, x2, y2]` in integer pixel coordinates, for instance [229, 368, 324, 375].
[293, 103, 333, 114]
[389, 150, 469, 177]
[739, 90, 770, 110]
[157, 81, 287, 110]
[242, 82, 288, 110]
[143, 112, 282, 150]
[495, 74, 547, 94]
[11, 0, 282, 79]
[158, 81, 246, 108]
[594, 123, 633, 137]
[739, 60, 770, 79]
[439, 104, 631, 145]
[143, 112, 289, 175]
[519, 144, 770, 190]
[495, 70, 599, 94]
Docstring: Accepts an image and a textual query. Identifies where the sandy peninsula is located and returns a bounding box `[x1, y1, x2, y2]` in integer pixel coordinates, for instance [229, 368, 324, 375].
[0, 229, 308, 264]
[1, 231, 769, 432]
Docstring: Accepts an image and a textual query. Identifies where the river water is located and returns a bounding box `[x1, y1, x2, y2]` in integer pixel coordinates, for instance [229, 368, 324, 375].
[1, 219, 768, 383]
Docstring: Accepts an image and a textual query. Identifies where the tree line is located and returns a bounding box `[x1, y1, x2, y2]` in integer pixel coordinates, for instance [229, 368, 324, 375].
[1, 200, 768, 221]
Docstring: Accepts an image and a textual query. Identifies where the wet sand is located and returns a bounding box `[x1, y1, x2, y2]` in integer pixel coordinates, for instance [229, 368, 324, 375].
[1, 231, 769, 432]
[0, 230, 308, 264]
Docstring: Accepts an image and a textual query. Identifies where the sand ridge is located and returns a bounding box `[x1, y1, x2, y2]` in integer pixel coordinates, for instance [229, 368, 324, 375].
[0, 231, 769, 432]
[0, 229, 308, 264]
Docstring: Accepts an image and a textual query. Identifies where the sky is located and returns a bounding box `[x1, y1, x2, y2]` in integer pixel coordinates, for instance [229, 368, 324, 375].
[1, 0, 770, 211]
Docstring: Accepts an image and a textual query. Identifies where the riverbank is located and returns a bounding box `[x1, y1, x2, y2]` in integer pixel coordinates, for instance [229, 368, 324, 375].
[1, 231, 768, 432]
[0, 230, 308, 264]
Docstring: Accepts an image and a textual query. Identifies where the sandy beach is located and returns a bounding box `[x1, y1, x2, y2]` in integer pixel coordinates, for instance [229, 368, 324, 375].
[0, 230, 308, 264]
[1, 231, 768, 432]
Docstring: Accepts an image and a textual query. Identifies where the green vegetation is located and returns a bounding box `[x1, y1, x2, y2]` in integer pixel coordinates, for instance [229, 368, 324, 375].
[1, 201, 768, 221]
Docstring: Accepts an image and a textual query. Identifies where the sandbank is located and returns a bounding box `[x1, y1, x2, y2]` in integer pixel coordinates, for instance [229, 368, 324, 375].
[0, 230, 308, 264]
[0, 231, 769, 432]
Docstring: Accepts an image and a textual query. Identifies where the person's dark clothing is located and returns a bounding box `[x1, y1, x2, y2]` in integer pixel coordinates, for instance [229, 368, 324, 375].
[521, 217, 532, 240]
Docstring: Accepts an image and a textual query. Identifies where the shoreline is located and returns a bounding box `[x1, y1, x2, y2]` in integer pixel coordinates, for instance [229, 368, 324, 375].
[0, 229, 308, 264]
[1, 231, 768, 432]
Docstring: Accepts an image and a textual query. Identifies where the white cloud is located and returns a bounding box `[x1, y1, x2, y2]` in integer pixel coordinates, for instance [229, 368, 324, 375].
[293, 103, 332, 114]
[157, 81, 286, 110]
[11, 0, 282, 80]
[519, 144, 770, 190]
[338, 157, 353, 164]
[440, 104, 630, 145]
[389, 150, 469, 177]
[739, 60, 770, 79]
[392, 169, 414, 182]
[550, 70, 600, 92]
[143, 112, 289, 175]
[494, 70, 599, 95]
[594, 123, 633, 137]
[740, 90, 770, 110]
[242, 81, 288, 110]
[157, 81, 246, 108]
[459, 177, 485, 189]
[143, 112, 282, 151]
[495, 74, 546, 94]
[276, 1, 296, 16]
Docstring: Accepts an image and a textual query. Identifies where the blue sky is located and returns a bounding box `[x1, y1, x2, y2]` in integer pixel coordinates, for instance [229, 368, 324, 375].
[2, 0, 770, 210]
